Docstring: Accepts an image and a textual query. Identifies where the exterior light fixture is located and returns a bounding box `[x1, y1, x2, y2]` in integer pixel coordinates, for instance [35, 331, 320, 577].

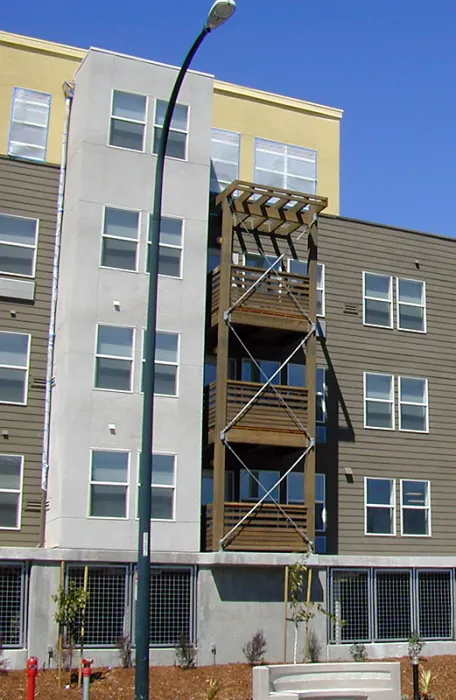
[206, 0, 236, 30]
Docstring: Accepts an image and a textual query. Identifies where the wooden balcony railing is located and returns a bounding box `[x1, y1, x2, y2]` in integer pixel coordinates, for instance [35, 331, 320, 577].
[205, 502, 308, 552]
[206, 380, 309, 447]
[210, 265, 310, 331]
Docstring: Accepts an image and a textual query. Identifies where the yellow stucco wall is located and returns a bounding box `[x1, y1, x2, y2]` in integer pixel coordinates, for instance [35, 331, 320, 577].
[0, 33, 84, 165]
[213, 82, 343, 215]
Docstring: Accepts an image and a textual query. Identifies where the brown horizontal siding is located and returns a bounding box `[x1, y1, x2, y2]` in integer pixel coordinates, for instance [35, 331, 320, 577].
[318, 214, 456, 556]
[0, 156, 59, 547]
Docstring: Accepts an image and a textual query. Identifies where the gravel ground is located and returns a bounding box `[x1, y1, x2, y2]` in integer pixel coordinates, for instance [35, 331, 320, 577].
[0, 656, 453, 700]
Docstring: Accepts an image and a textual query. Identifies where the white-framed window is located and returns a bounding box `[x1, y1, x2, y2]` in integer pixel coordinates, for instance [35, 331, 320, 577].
[95, 325, 134, 392]
[365, 477, 395, 536]
[401, 480, 431, 536]
[287, 472, 326, 552]
[399, 377, 428, 433]
[89, 450, 129, 519]
[148, 216, 183, 278]
[0, 213, 38, 278]
[8, 88, 51, 162]
[287, 259, 325, 316]
[0, 454, 23, 530]
[363, 272, 393, 328]
[364, 372, 394, 430]
[0, 332, 30, 405]
[153, 100, 189, 160]
[317, 367, 327, 443]
[109, 90, 146, 151]
[138, 453, 176, 520]
[143, 330, 179, 396]
[210, 128, 240, 192]
[240, 470, 279, 502]
[100, 207, 139, 271]
[397, 278, 426, 333]
[255, 138, 317, 194]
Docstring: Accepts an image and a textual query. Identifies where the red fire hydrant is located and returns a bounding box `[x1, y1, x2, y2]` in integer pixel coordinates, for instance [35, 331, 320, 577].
[82, 658, 93, 700]
[27, 657, 38, 700]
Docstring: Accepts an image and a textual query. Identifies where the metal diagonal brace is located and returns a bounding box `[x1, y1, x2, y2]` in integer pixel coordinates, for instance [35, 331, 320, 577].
[224, 253, 285, 321]
[221, 324, 315, 438]
[219, 438, 315, 549]
[226, 322, 314, 437]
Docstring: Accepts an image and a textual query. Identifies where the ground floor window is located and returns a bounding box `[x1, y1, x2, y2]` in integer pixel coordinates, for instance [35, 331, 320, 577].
[330, 568, 453, 643]
[65, 564, 194, 648]
[149, 567, 194, 646]
[0, 563, 26, 647]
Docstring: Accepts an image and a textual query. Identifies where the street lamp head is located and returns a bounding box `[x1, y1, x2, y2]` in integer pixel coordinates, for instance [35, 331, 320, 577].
[206, 0, 236, 30]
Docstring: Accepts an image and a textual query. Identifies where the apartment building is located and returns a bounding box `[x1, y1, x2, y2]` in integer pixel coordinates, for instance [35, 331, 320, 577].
[3, 29, 453, 670]
[0, 32, 86, 555]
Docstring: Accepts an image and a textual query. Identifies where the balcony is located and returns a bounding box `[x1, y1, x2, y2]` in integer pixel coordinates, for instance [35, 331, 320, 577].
[204, 501, 308, 552]
[207, 380, 309, 448]
[210, 265, 311, 332]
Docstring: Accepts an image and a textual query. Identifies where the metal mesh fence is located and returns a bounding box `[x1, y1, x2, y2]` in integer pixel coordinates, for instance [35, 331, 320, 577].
[330, 569, 369, 642]
[375, 570, 411, 641]
[418, 570, 453, 640]
[0, 564, 24, 647]
[149, 567, 193, 646]
[68, 566, 128, 647]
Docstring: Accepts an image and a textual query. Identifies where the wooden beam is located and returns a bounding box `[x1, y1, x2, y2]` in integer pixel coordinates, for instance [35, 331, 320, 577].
[305, 219, 318, 546]
[212, 198, 233, 550]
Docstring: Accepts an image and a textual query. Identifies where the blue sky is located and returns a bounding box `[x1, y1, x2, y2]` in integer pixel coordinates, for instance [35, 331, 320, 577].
[3, 0, 456, 235]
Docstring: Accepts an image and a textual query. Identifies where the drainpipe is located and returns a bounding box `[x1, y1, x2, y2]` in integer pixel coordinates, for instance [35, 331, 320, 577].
[39, 80, 74, 546]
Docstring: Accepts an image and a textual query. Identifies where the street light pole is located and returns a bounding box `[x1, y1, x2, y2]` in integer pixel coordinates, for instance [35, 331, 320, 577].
[135, 3, 236, 699]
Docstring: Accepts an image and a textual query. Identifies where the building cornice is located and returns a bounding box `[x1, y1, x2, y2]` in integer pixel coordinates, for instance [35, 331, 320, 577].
[214, 80, 344, 120]
[0, 30, 85, 60]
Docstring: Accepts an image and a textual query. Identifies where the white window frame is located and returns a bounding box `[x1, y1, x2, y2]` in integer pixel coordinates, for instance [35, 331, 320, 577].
[210, 128, 240, 192]
[0, 331, 31, 406]
[100, 206, 140, 272]
[94, 324, 135, 393]
[398, 376, 429, 433]
[364, 477, 396, 537]
[143, 329, 180, 397]
[8, 87, 51, 162]
[137, 452, 177, 521]
[254, 137, 318, 194]
[0, 454, 24, 530]
[0, 213, 39, 279]
[400, 479, 431, 537]
[362, 272, 393, 329]
[147, 215, 184, 279]
[287, 259, 325, 316]
[108, 89, 147, 153]
[363, 372, 395, 431]
[316, 366, 327, 442]
[88, 449, 130, 520]
[153, 99, 189, 161]
[396, 278, 427, 334]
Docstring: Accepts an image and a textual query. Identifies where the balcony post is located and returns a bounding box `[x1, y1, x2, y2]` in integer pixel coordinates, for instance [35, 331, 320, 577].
[212, 197, 233, 549]
[305, 220, 318, 546]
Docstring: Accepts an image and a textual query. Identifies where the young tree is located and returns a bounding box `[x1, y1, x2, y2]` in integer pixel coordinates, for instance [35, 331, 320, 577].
[287, 554, 339, 663]
[53, 581, 90, 675]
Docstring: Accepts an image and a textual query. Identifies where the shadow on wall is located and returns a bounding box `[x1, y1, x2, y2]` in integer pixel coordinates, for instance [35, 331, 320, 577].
[318, 338, 355, 555]
[212, 566, 284, 602]
[211, 567, 325, 605]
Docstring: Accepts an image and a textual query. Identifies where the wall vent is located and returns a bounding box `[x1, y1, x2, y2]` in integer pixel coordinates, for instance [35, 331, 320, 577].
[25, 500, 42, 513]
[31, 377, 47, 390]
[343, 303, 359, 315]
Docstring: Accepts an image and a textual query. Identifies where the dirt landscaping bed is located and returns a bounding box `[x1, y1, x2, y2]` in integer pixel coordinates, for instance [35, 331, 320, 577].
[1, 656, 455, 700]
